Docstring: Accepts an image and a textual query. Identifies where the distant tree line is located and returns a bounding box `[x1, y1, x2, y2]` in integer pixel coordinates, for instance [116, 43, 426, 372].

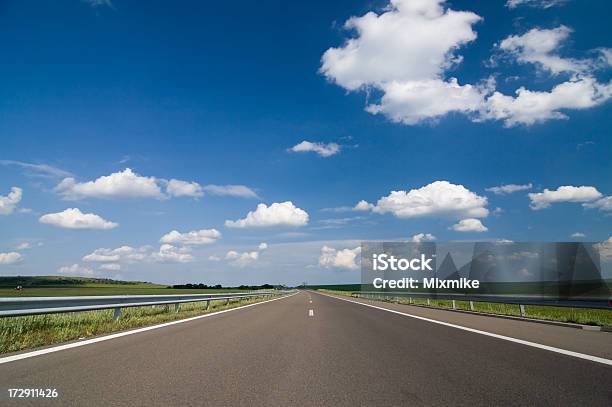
[171, 283, 276, 290]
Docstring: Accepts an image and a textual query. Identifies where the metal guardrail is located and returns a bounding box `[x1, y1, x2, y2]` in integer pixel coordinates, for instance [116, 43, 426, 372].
[0, 291, 291, 320]
[350, 291, 611, 317]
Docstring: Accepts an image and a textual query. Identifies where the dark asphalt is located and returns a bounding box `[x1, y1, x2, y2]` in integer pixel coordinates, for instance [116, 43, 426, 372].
[1, 291, 611, 406]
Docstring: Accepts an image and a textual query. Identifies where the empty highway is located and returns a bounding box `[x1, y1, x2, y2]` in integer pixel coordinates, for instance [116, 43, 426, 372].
[1, 291, 611, 406]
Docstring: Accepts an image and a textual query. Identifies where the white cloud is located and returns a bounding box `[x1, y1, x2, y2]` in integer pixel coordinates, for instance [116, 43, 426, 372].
[225, 250, 259, 268]
[165, 179, 203, 198]
[258, 242, 268, 250]
[99, 263, 121, 271]
[57, 264, 94, 276]
[0, 187, 22, 215]
[481, 77, 612, 127]
[410, 233, 436, 243]
[319, 246, 361, 270]
[506, 0, 567, 9]
[570, 232, 586, 238]
[160, 229, 221, 246]
[208, 255, 221, 261]
[289, 141, 340, 157]
[372, 181, 488, 219]
[353, 200, 374, 211]
[153, 244, 194, 263]
[225, 201, 309, 228]
[0, 251, 23, 265]
[320, 1, 611, 127]
[39, 208, 118, 230]
[498, 26, 587, 75]
[583, 196, 612, 212]
[16, 242, 32, 250]
[528, 186, 602, 210]
[55, 168, 164, 200]
[366, 78, 487, 125]
[450, 218, 488, 232]
[486, 183, 532, 195]
[202, 185, 258, 199]
[83, 246, 149, 262]
[320, 0, 485, 124]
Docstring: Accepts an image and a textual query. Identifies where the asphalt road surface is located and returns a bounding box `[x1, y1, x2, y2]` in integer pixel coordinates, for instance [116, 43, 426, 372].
[2, 291, 611, 406]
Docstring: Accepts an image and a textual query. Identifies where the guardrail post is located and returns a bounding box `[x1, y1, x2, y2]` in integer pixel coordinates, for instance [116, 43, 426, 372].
[113, 307, 121, 321]
[452, 300, 456, 310]
[409, 297, 412, 304]
[469, 301, 475, 311]
[174, 303, 181, 313]
[225, 298, 230, 306]
[519, 304, 526, 317]
[427, 298, 430, 306]
[204, 300, 210, 310]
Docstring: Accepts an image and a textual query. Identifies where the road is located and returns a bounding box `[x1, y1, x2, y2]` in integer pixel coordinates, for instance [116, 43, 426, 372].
[1, 291, 611, 406]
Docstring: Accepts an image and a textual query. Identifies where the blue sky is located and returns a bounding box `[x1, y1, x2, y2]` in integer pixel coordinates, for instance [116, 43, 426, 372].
[1, 0, 611, 285]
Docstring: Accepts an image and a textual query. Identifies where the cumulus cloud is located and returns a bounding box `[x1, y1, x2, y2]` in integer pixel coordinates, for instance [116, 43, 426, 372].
[353, 200, 374, 211]
[225, 201, 309, 228]
[410, 233, 436, 243]
[320, 0, 611, 127]
[570, 232, 586, 238]
[83, 246, 149, 262]
[506, 0, 567, 9]
[225, 250, 259, 268]
[372, 181, 488, 219]
[165, 179, 203, 198]
[486, 183, 532, 195]
[583, 196, 612, 212]
[597, 237, 612, 261]
[39, 208, 118, 230]
[366, 78, 488, 125]
[498, 26, 588, 75]
[57, 264, 94, 276]
[289, 141, 341, 157]
[481, 77, 612, 127]
[55, 168, 164, 200]
[258, 242, 268, 250]
[528, 186, 602, 210]
[84, 244, 192, 264]
[320, 0, 486, 124]
[202, 185, 258, 199]
[450, 218, 488, 232]
[54, 168, 205, 201]
[0, 187, 22, 215]
[0, 251, 23, 265]
[160, 229, 221, 245]
[319, 246, 361, 270]
[153, 244, 194, 263]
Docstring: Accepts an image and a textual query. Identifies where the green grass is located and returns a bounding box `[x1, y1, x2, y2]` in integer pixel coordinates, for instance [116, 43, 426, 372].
[0, 296, 272, 354]
[0, 286, 248, 297]
[318, 289, 612, 327]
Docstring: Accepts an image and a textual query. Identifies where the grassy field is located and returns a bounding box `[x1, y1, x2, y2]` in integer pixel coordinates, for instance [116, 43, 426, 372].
[0, 296, 275, 354]
[0, 286, 249, 297]
[0, 276, 251, 297]
[318, 289, 612, 327]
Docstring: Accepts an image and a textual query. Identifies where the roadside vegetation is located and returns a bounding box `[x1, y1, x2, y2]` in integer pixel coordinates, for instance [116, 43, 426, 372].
[0, 296, 271, 354]
[0, 276, 271, 297]
[317, 289, 612, 327]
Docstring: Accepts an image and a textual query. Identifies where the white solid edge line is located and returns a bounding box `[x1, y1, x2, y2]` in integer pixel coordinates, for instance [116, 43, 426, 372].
[316, 292, 612, 367]
[0, 292, 297, 365]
